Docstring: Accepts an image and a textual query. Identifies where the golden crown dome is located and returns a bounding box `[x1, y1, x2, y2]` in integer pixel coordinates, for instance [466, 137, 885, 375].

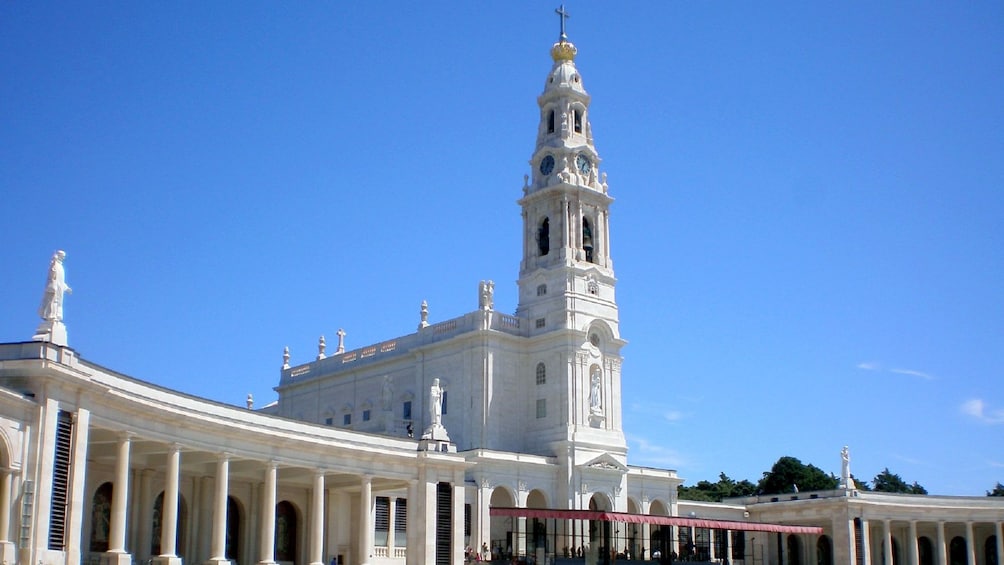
[550, 39, 577, 62]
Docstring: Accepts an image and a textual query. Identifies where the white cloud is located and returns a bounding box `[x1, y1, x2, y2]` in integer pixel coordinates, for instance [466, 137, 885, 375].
[856, 361, 882, 371]
[663, 410, 686, 422]
[627, 435, 688, 468]
[961, 398, 1004, 424]
[890, 368, 934, 381]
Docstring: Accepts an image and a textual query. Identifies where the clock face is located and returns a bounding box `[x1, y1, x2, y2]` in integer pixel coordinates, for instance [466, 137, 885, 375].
[576, 154, 591, 175]
[539, 155, 555, 175]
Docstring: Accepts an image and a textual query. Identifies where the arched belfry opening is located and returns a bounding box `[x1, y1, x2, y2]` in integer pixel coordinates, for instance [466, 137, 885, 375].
[538, 217, 550, 256]
[547, 110, 555, 134]
[582, 217, 594, 263]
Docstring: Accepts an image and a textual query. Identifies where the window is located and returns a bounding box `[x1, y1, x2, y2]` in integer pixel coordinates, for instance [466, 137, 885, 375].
[464, 504, 472, 536]
[574, 109, 582, 133]
[441, 390, 448, 415]
[403, 400, 412, 420]
[375, 497, 390, 546]
[362, 409, 371, 422]
[343, 414, 352, 426]
[535, 318, 546, 329]
[547, 110, 555, 133]
[324, 417, 333, 426]
[582, 217, 594, 263]
[537, 218, 550, 256]
[395, 498, 407, 547]
[536, 398, 546, 419]
[536, 284, 547, 296]
[536, 362, 546, 385]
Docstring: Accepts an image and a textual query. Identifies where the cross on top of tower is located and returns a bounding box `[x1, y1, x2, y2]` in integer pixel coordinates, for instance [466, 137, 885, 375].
[555, 4, 570, 40]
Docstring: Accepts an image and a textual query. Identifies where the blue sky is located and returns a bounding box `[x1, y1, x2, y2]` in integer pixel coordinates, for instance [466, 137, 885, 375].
[2, 3, 1002, 496]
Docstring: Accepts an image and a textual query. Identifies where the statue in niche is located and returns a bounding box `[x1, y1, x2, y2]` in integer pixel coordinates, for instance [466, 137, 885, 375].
[39, 250, 71, 321]
[589, 368, 602, 415]
[381, 376, 393, 411]
[429, 378, 443, 427]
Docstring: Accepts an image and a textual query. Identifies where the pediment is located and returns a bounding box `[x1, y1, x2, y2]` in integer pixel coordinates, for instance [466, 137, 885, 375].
[579, 453, 628, 473]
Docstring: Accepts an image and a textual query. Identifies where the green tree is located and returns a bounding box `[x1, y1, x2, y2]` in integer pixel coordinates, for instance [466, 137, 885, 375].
[757, 456, 838, 495]
[850, 474, 871, 491]
[872, 468, 927, 494]
[678, 472, 758, 502]
[987, 482, 1004, 497]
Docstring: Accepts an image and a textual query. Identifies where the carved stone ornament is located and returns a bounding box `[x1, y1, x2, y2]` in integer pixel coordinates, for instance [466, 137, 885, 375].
[480, 477, 491, 489]
[518, 480, 527, 492]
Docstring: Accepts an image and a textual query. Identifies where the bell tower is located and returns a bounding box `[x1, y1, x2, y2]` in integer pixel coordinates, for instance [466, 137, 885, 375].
[515, 19, 627, 472]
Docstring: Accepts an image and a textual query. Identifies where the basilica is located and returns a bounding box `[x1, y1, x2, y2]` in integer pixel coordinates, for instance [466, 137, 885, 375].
[1, 26, 1002, 565]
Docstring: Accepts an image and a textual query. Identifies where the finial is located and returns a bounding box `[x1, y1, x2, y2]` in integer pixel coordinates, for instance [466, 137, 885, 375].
[246, 393, 254, 410]
[418, 300, 429, 329]
[317, 335, 326, 360]
[550, 5, 577, 62]
[336, 328, 346, 354]
[282, 346, 290, 369]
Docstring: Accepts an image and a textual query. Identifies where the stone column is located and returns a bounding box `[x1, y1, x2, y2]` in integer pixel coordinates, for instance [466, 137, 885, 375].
[936, 521, 946, 565]
[907, 520, 919, 565]
[452, 476, 465, 565]
[387, 497, 397, 558]
[995, 522, 1003, 565]
[206, 453, 231, 565]
[882, 520, 893, 565]
[66, 408, 92, 565]
[103, 434, 133, 565]
[359, 476, 374, 565]
[860, 519, 872, 565]
[406, 480, 419, 565]
[259, 462, 278, 565]
[309, 471, 325, 565]
[0, 469, 14, 565]
[137, 469, 154, 563]
[154, 444, 182, 565]
[964, 521, 975, 565]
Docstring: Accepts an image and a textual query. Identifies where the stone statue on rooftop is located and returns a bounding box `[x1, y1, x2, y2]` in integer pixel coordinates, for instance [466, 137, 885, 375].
[429, 378, 443, 427]
[840, 446, 856, 489]
[39, 250, 71, 322]
[33, 250, 72, 346]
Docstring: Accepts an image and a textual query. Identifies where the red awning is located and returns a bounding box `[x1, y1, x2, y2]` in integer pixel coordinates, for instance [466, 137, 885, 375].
[489, 507, 822, 535]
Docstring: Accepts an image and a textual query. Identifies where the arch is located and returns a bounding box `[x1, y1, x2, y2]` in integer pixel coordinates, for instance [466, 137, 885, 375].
[489, 487, 518, 559]
[0, 427, 13, 469]
[986, 536, 999, 565]
[226, 496, 243, 561]
[89, 482, 113, 552]
[786, 534, 801, 565]
[538, 217, 550, 256]
[918, 536, 934, 565]
[275, 500, 299, 562]
[573, 109, 583, 134]
[526, 490, 549, 555]
[588, 493, 611, 512]
[584, 319, 618, 343]
[151, 491, 188, 557]
[816, 535, 833, 565]
[949, 536, 967, 565]
[547, 109, 555, 134]
[535, 362, 546, 385]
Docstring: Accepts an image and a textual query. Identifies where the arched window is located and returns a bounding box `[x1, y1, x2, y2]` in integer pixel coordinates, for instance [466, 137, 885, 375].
[574, 109, 583, 133]
[536, 362, 546, 385]
[918, 536, 934, 565]
[786, 534, 801, 565]
[536, 284, 547, 296]
[276, 501, 298, 562]
[582, 217, 594, 263]
[152, 491, 186, 557]
[949, 536, 967, 565]
[816, 536, 833, 565]
[538, 218, 550, 256]
[985, 536, 999, 565]
[547, 110, 555, 134]
[89, 482, 113, 552]
[226, 496, 241, 560]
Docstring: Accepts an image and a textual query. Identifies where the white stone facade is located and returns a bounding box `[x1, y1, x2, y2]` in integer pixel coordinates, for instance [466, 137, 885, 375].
[0, 31, 1001, 565]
